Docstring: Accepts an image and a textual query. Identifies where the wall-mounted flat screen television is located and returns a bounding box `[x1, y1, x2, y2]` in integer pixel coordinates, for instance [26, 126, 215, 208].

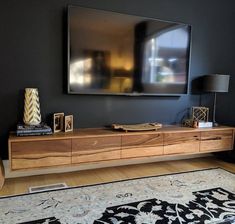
[67, 6, 191, 95]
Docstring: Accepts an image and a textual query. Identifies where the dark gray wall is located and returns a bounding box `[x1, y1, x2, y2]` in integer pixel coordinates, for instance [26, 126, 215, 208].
[0, 0, 235, 159]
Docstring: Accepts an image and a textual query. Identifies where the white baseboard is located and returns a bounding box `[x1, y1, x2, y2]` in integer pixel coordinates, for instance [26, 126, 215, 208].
[3, 153, 213, 179]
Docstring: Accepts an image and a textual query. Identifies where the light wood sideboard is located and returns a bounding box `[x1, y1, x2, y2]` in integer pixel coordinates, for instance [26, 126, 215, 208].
[0, 158, 4, 189]
[8, 126, 234, 171]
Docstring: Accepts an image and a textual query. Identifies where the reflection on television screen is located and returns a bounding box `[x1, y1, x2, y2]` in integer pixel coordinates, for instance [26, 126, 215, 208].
[68, 6, 191, 95]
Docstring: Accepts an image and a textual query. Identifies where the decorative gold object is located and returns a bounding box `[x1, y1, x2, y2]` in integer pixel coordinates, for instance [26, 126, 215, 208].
[53, 113, 64, 133]
[23, 88, 41, 125]
[192, 107, 209, 122]
[182, 119, 198, 128]
[112, 123, 162, 132]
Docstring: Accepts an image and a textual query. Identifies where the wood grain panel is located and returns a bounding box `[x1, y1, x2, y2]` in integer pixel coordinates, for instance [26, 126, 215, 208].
[121, 134, 163, 158]
[200, 130, 233, 152]
[0, 158, 4, 189]
[11, 140, 71, 170]
[122, 133, 163, 147]
[164, 132, 200, 155]
[121, 146, 163, 158]
[72, 136, 121, 163]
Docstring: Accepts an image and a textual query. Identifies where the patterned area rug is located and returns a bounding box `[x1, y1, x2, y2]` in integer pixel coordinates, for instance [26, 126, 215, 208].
[1, 168, 235, 224]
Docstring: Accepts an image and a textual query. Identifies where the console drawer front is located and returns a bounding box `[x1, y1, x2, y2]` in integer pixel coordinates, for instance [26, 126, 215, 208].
[121, 134, 163, 158]
[72, 136, 121, 163]
[200, 130, 233, 152]
[164, 132, 200, 155]
[11, 140, 71, 170]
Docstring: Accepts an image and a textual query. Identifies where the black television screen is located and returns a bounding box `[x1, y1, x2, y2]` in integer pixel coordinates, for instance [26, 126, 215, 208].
[68, 6, 191, 95]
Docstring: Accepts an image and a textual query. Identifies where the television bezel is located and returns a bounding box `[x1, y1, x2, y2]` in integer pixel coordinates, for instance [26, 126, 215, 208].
[67, 5, 192, 96]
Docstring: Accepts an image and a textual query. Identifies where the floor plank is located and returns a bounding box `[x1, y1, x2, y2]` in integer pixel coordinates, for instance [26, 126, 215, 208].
[1, 156, 235, 197]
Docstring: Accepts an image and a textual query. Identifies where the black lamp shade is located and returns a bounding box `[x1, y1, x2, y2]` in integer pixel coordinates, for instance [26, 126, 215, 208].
[203, 74, 230, 92]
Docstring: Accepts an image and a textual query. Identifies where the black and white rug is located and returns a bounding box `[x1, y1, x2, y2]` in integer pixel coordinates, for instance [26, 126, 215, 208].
[1, 168, 235, 224]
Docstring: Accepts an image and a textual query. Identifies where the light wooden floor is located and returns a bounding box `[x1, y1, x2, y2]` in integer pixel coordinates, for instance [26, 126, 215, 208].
[1, 156, 235, 197]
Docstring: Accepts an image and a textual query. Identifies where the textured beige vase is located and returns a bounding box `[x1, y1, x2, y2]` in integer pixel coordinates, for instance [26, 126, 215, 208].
[23, 88, 41, 125]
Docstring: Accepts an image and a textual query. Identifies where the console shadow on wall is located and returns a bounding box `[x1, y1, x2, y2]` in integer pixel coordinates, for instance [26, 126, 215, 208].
[0, 0, 235, 160]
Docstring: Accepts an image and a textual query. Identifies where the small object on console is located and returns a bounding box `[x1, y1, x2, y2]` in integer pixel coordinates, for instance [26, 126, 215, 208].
[182, 119, 198, 128]
[112, 123, 162, 132]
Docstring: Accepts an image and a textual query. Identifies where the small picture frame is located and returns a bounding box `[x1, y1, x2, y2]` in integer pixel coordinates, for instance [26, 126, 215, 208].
[53, 113, 64, 133]
[64, 115, 73, 132]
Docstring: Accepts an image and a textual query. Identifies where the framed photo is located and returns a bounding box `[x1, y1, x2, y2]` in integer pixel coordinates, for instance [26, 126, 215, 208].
[64, 115, 73, 132]
[53, 113, 64, 133]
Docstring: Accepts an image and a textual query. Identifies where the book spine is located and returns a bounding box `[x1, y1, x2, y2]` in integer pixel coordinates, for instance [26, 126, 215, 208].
[16, 132, 52, 137]
[17, 129, 52, 134]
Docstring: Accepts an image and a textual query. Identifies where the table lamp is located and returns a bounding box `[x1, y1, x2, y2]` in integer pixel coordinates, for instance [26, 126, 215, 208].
[203, 74, 230, 127]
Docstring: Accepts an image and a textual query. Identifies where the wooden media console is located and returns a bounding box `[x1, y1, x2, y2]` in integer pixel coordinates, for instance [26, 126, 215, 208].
[8, 126, 234, 171]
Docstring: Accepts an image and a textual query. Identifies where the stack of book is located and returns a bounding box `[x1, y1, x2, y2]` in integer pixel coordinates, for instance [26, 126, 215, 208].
[16, 123, 52, 136]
